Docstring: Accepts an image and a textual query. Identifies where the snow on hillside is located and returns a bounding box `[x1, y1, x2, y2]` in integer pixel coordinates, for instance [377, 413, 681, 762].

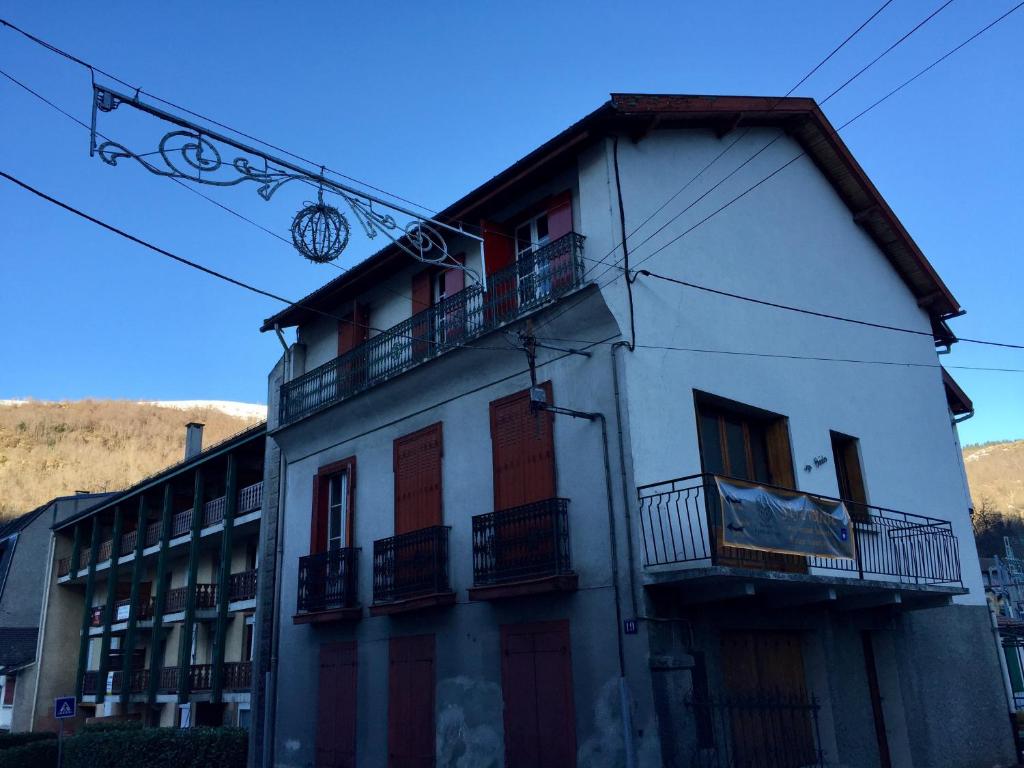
[142, 400, 267, 420]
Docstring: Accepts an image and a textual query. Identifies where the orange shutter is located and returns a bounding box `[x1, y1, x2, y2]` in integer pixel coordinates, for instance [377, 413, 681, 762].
[393, 424, 443, 534]
[490, 383, 556, 510]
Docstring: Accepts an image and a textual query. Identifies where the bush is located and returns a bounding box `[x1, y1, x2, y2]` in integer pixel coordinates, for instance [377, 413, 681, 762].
[0, 731, 56, 750]
[0, 738, 57, 767]
[63, 726, 247, 768]
[78, 719, 143, 733]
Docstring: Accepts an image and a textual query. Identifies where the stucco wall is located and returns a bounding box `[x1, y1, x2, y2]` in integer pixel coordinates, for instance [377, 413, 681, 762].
[574, 129, 984, 605]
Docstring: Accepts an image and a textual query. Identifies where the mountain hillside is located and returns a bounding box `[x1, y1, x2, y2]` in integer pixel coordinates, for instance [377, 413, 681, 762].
[964, 439, 1024, 516]
[0, 400, 265, 517]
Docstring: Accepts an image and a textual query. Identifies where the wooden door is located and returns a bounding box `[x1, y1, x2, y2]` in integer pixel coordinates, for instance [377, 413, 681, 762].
[316, 642, 357, 768]
[501, 621, 576, 768]
[388, 635, 435, 768]
[832, 432, 869, 523]
[720, 631, 815, 767]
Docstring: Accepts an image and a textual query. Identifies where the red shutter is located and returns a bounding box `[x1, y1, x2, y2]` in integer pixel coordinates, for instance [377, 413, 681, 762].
[394, 424, 443, 535]
[316, 642, 357, 768]
[310, 473, 327, 554]
[2, 676, 14, 706]
[490, 383, 556, 510]
[338, 304, 371, 357]
[442, 256, 465, 296]
[501, 621, 576, 768]
[388, 634, 435, 767]
[411, 271, 433, 360]
[481, 220, 514, 276]
[411, 270, 433, 314]
[546, 191, 573, 240]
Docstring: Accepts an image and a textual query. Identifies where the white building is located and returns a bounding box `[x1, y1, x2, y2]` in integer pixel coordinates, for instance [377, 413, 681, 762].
[251, 93, 1013, 768]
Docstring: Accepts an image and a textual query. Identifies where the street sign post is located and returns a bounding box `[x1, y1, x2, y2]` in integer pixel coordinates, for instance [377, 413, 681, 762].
[54, 697, 75, 768]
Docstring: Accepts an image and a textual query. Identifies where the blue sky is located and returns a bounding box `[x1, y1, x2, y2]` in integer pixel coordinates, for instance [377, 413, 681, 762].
[0, 1, 1020, 445]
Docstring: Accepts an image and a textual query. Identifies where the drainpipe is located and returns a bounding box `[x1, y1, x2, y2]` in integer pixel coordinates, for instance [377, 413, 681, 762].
[611, 341, 640, 619]
[533, 398, 637, 768]
[262, 440, 287, 768]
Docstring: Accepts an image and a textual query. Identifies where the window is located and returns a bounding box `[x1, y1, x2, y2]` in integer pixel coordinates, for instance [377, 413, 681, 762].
[243, 615, 255, 662]
[327, 472, 349, 551]
[310, 458, 356, 554]
[490, 383, 556, 510]
[515, 212, 553, 306]
[831, 431, 869, 523]
[695, 394, 794, 487]
[2, 675, 14, 706]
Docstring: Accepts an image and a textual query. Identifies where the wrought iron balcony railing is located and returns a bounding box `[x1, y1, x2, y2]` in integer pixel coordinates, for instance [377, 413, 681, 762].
[228, 569, 258, 602]
[145, 521, 161, 547]
[636, 473, 963, 586]
[280, 232, 586, 425]
[108, 669, 149, 695]
[82, 670, 98, 696]
[171, 508, 192, 538]
[121, 529, 137, 554]
[164, 583, 218, 614]
[472, 498, 572, 586]
[297, 548, 359, 613]
[57, 556, 71, 577]
[224, 661, 253, 691]
[238, 481, 263, 514]
[373, 526, 451, 604]
[97, 539, 112, 563]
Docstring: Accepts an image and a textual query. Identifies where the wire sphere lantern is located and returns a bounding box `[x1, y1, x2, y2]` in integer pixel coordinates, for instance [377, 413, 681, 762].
[291, 196, 350, 263]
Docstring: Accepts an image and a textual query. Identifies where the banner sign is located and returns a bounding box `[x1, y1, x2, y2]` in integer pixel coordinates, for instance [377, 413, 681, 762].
[715, 477, 855, 560]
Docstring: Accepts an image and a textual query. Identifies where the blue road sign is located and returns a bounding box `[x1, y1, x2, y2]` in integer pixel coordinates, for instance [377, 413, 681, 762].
[54, 696, 76, 719]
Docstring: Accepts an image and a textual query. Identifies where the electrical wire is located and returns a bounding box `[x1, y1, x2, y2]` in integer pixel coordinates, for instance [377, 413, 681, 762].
[635, 270, 1024, 350]
[580, 0, 954, 280]
[0, 168, 516, 355]
[534, 1, 1023, 337]
[531, 336, 1024, 374]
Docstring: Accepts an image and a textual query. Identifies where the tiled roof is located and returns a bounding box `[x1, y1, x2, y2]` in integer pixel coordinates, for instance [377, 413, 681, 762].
[0, 627, 38, 668]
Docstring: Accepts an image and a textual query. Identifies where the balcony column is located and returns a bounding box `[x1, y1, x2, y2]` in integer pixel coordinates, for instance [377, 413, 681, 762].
[121, 495, 148, 706]
[177, 469, 204, 705]
[211, 454, 238, 703]
[146, 484, 174, 708]
[75, 517, 102, 700]
[96, 505, 125, 705]
[69, 523, 82, 579]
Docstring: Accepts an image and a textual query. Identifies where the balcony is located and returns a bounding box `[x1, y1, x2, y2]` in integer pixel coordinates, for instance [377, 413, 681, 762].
[164, 583, 217, 615]
[371, 526, 454, 615]
[295, 548, 360, 623]
[154, 663, 252, 694]
[108, 669, 149, 695]
[228, 569, 258, 603]
[279, 232, 586, 426]
[224, 661, 253, 691]
[469, 498, 577, 601]
[113, 596, 153, 623]
[82, 670, 98, 696]
[636, 473, 965, 609]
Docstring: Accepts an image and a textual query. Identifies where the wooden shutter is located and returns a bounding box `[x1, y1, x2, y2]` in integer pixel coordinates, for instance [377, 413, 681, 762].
[481, 220, 514, 277]
[2, 676, 15, 706]
[501, 621, 576, 768]
[311, 458, 357, 554]
[765, 419, 795, 487]
[316, 642, 357, 768]
[338, 304, 370, 357]
[490, 383, 556, 511]
[393, 424, 443, 535]
[546, 191, 573, 240]
[832, 432, 869, 523]
[388, 634, 435, 768]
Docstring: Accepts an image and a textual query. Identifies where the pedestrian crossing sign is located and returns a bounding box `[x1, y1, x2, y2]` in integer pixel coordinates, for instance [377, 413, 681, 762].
[54, 696, 76, 719]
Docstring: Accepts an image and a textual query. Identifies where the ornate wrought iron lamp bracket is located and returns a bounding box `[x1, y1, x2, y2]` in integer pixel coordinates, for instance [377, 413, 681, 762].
[88, 85, 486, 285]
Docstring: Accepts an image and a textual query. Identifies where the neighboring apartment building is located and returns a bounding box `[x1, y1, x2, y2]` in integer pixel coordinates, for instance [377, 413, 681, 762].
[249, 93, 1014, 768]
[32, 422, 266, 732]
[0, 492, 111, 731]
[982, 551, 1024, 710]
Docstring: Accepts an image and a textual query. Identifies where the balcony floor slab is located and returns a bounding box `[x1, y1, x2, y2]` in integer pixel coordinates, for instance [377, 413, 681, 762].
[643, 565, 965, 611]
[293, 606, 363, 625]
[370, 591, 456, 617]
[469, 573, 578, 602]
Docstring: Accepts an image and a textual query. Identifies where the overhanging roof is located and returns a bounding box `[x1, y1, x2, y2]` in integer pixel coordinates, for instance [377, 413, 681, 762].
[53, 422, 266, 533]
[942, 368, 974, 416]
[261, 93, 963, 343]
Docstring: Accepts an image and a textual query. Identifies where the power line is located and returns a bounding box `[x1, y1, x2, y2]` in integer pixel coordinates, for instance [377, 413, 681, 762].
[0, 64, 429, 309]
[0, 168, 515, 355]
[532, 335, 1024, 374]
[627, 0, 1024, 276]
[580, 0, 953, 280]
[536, 1, 1023, 337]
[636, 270, 1024, 350]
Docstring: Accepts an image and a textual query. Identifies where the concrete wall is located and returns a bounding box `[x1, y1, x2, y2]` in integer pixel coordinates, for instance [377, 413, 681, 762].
[572, 129, 984, 604]
[270, 290, 663, 768]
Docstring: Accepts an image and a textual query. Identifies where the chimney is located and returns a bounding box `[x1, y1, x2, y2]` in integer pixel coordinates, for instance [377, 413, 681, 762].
[184, 422, 205, 460]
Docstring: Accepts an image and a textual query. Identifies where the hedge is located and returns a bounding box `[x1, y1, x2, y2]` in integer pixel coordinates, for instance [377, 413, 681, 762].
[0, 727, 246, 768]
[0, 731, 56, 750]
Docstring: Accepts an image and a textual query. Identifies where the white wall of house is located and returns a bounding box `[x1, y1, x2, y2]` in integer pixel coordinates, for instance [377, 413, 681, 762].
[572, 128, 984, 604]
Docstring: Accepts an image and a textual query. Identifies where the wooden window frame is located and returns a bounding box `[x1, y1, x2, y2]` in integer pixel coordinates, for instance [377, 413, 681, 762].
[310, 457, 357, 555]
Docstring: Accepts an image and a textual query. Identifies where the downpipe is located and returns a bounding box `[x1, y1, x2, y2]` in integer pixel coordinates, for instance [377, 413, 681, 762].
[535, 399, 637, 768]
